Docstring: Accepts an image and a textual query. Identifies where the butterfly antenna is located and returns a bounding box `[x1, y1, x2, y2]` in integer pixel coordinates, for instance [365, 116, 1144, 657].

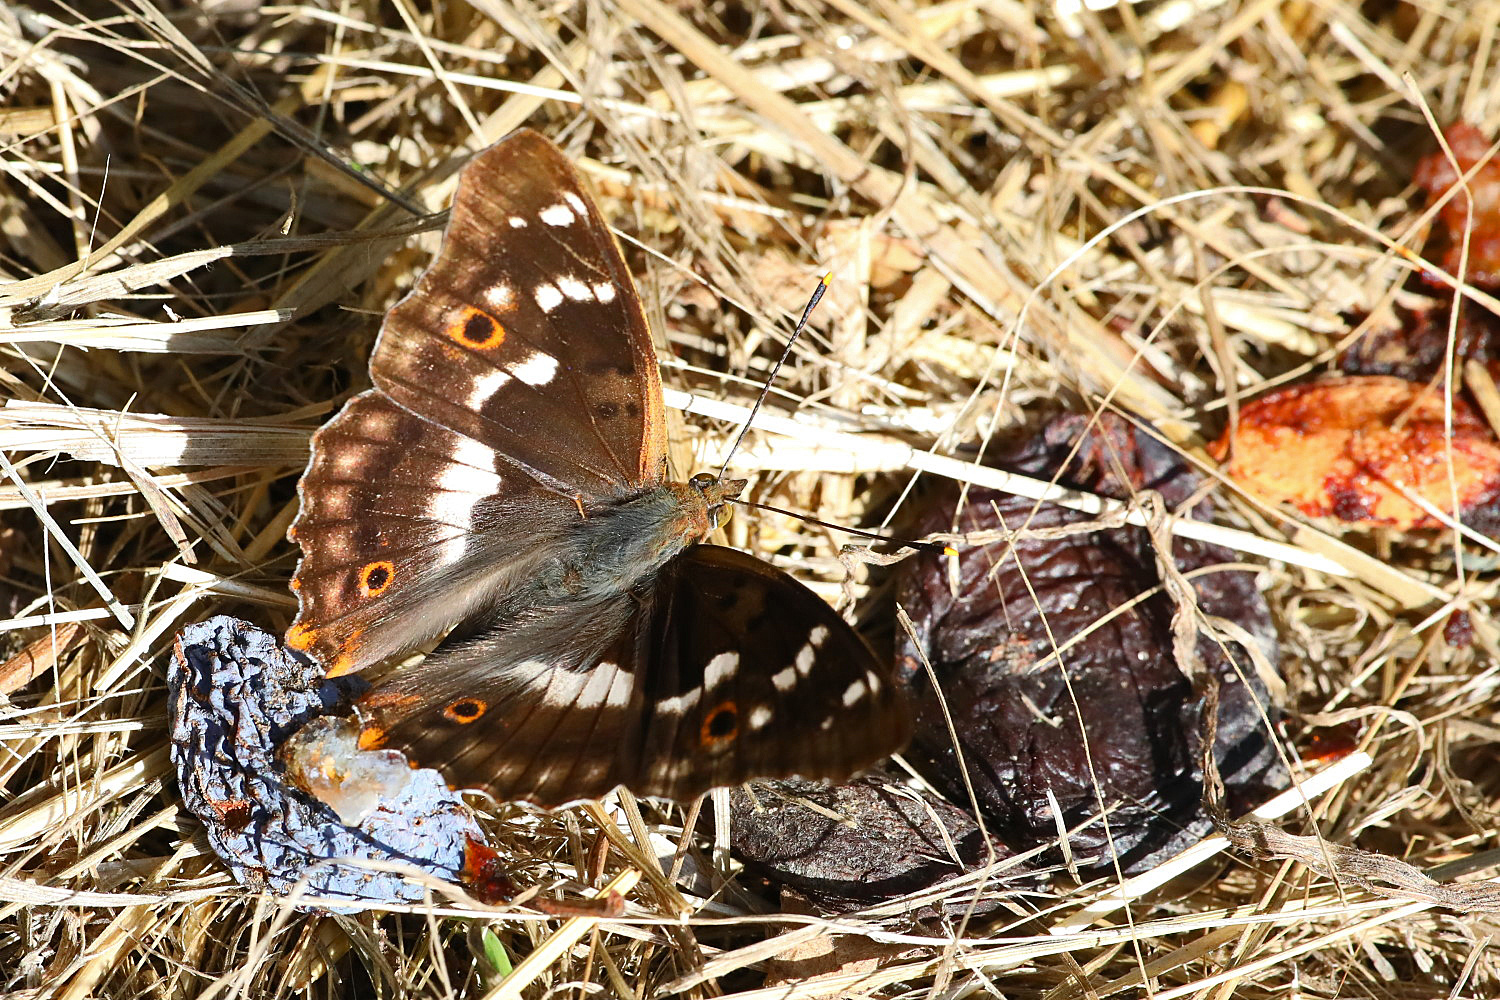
[716, 272, 832, 479]
[736, 498, 955, 556]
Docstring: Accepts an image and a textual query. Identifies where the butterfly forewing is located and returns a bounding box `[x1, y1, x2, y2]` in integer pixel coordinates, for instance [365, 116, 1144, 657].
[371, 131, 666, 495]
[290, 130, 668, 675]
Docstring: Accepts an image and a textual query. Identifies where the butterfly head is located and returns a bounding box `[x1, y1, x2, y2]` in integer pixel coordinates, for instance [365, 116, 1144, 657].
[687, 472, 747, 531]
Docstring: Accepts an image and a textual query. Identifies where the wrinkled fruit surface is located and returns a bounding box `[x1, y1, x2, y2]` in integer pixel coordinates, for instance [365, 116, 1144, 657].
[168, 616, 495, 910]
[897, 414, 1285, 876]
[1413, 121, 1500, 288]
[1212, 376, 1500, 536]
[731, 776, 1035, 917]
[1340, 302, 1500, 387]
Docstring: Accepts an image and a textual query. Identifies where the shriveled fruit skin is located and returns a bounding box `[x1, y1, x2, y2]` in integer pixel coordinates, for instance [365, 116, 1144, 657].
[1340, 303, 1500, 387]
[1414, 121, 1500, 289]
[1212, 376, 1500, 536]
[898, 414, 1285, 876]
[730, 775, 1035, 917]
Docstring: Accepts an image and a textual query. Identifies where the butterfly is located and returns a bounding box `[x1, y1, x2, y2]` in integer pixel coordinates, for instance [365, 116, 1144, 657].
[285, 129, 911, 808]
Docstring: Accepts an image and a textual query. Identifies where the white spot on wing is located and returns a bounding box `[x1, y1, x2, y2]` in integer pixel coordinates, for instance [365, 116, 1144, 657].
[600, 664, 633, 707]
[704, 651, 738, 688]
[841, 679, 867, 707]
[361, 409, 396, 437]
[451, 435, 498, 476]
[795, 635, 820, 678]
[564, 192, 587, 214]
[574, 663, 618, 710]
[466, 368, 512, 408]
[484, 282, 515, 310]
[508, 216, 528, 228]
[534, 283, 563, 312]
[540, 203, 575, 226]
[771, 665, 797, 692]
[592, 282, 617, 303]
[330, 445, 370, 474]
[748, 705, 773, 729]
[558, 276, 591, 301]
[427, 488, 477, 527]
[537, 663, 585, 708]
[809, 625, 830, 648]
[657, 689, 700, 715]
[431, 435, 502, 526]
[511, 350, 558, 386]
[319, 489, 352, 517]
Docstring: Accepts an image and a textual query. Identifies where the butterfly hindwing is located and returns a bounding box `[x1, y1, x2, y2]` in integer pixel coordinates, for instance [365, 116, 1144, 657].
[370, 130, 666, 496]
[354, 544, 909, 808]
[635, 544, 911, 799]
[357, 592, 649, 806]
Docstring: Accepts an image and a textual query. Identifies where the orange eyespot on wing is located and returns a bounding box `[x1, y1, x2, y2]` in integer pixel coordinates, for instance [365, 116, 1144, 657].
[358, 560, 396, 597]
[443, 698, 488, 724]
[447, 306, 506, 349]
[700, 700, 738, 748]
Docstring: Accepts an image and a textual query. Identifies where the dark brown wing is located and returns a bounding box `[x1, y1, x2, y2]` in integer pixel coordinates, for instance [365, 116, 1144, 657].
[369, 129, 666, 495]
[288, 129, 666, 676]
[633, 545, 912, 800]
[357, 545, 911, 807]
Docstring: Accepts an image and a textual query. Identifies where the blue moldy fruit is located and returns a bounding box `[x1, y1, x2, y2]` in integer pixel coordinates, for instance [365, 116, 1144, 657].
[168, 616, 505, 910]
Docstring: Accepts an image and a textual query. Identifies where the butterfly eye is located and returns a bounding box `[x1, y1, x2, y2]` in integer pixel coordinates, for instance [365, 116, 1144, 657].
[688, 472, 717, 490]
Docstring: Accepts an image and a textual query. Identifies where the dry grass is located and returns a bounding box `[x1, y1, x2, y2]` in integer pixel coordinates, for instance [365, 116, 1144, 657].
[2, 0, 1499, 996]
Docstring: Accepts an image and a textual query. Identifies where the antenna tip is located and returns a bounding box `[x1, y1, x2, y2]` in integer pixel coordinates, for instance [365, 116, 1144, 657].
[821, 270, 833, 286]
[943, 545, 959, 557]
